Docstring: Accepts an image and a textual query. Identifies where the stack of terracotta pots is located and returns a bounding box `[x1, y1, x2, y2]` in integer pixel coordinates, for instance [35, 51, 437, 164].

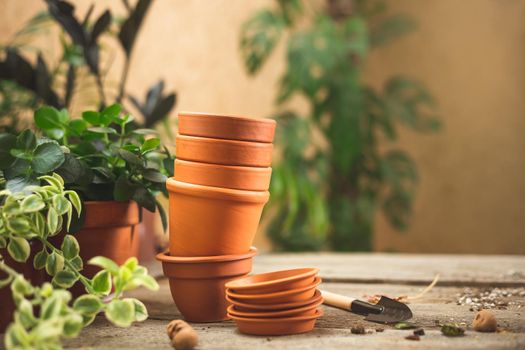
[225, 268, 324, 335]
[157, 112, 276, 322]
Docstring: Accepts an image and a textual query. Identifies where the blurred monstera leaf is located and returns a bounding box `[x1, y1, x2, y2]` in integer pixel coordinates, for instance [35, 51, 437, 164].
[128, 80, 176, 128]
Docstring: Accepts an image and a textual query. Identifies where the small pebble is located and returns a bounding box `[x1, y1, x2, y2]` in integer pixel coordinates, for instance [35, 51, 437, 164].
[414, 328, 425, 336]
[351, 326, 366, 334]
[375, 328, 384, 332]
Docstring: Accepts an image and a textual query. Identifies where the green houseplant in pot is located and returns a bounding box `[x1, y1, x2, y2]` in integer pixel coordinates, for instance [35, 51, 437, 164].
[0, 103, 172, 291]
[0, 173, 159, 348]
[240, 0, 442, 251]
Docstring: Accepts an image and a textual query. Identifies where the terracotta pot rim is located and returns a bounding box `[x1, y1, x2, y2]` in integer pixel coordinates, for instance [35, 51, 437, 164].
[227, 277, 321, 300]
[226, 290, 323, 310]
[156, 248, 257, 264]
[225, 268, 319, 290]
[177, 134, 273, 149]
[166, 178, 270, 203]
[227, 298, 323, 318]
[179, 112, 276, 126]
[175, 159, 272, 173]
[229, 308, 323, 322]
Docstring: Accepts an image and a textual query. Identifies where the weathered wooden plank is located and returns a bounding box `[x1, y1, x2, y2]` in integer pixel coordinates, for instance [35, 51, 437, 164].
[251, 253, 525, 286]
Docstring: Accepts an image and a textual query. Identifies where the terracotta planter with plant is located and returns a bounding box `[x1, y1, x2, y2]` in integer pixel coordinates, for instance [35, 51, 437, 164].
[167, 178, 269, 256]
[156, 248, 257, 322]
[176, 134, 273, 167]
[178, 112, 276, 143]
[174, 159, 272, 191]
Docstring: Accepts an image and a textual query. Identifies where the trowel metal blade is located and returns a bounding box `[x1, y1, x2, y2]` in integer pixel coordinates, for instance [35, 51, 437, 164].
[364, 296, 413, 324]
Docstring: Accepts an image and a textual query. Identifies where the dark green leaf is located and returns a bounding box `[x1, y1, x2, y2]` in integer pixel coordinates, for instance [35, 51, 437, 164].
[32, 142, 65, 173]
[6, 176, 38, 193]
[34, 106, 62, 130]
[33, 249, 48, 270]
[91, 10, 111, 43]
[0, 133, 16, 169]
[156, 199, 167, 232]
[113, 176, 136, 201]
[133, 187, 155, 212]
[142, 168, 166, 183]
[140, 138, 160, 154]
[118, 149, 143, 166]
[68, 119, 87, 135]
[82, 111, 100, 124]
[16, 130, 37, 151]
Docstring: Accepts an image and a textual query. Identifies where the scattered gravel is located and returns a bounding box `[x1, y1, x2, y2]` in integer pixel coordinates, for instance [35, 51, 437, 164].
[456, 287, 525, 311]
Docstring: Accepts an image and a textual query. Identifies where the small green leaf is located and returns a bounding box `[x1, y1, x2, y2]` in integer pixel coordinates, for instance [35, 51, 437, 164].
[82, 111, 100, 124]
[52, 194, 71, 215]
[20, 195, 45, 212]
[53, 270, 78, 288]
[395, 322, 418, 330]
[131, 298, 148, 322]
[7, 237, 30, 262]
[7, 217, 31, 233]
[102, 103, 122, 120]
[16, 299, 35, 329]
[140, 138, 160, 154]
[131, 274, 159, 291]
[32, 142, 65, 173]
[88, 126, 117, 134]
[41, 294, 62, 320]
[63, 312, 84, 338]
[33, 249, 48, 270]
[70, 256, 84, 270]
[124, 257, 138, 271]
[88, 256, 119, 274]
[105, 299, 135, 327]
[39, 174, 63, 190]
[132, 128, 158, 135]
[0, 236, 6, 249]
[11, 275, 32, 296]
[441, 323, 465, 337]
[92, 270, 112, 295]
[132, 187, 156, 212]
[46, 251, 64, 276]
[47, 206, 59, 234]
[73, 295, 104, 316]
[61, 235, 80, 259]
[66, 191, 82, 217]
[34, 106, 62, 130]
[68, 119, 88, 135]
[16, 129, 37, 151]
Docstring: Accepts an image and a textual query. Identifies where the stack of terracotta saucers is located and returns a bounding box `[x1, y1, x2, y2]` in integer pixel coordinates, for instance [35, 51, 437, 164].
[157, 112, 276, 322]
[225, 268, 323, 335]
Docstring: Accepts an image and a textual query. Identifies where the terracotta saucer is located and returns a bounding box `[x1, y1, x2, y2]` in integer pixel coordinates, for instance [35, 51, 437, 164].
[178, 112, 276, 143]
[225, 268, 319, 294]
[227, 297, 322, 318]
[226, 289, 323, 312]
[229, 309, 323, 336]
[226, 278, 321, 305]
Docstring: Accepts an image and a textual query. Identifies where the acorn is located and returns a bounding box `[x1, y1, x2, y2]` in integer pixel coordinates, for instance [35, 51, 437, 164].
[167, 320, 199, 350]
[472, 310, 497, 332]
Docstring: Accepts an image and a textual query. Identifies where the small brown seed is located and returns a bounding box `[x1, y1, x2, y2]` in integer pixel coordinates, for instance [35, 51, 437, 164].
[414, 328, 425, 336]
[375, 327, 384, 332]
[472, 310, 497, 332]
[351, 326, 366, 334]
[167, 320, 198, 350]
[405, 334, 420, 341]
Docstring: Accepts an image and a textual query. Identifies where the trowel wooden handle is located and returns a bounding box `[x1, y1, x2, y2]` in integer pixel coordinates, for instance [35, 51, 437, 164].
[321, 290, 382, 315]
[321, 290, 356, 310]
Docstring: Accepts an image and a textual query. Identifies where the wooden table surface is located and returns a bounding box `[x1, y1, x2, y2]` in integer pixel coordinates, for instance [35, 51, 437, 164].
[52, 254, 525, 349]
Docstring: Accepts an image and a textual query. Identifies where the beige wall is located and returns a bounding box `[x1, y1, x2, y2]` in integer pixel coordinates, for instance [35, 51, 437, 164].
[1, 0, 524, 254]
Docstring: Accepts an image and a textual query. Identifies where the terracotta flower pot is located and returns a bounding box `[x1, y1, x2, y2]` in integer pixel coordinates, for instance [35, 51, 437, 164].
[178, 112, 276, 143]
[229, 309, 323, 336]
[227, 298, 322, 318]
[174, 159, 272, 191]
[156, 248, 257, 322]
[226, 290, 323, 312]
[0, 243, 46, 332]
[225, 268, 319, 295]
[227, 278, 321, 305]
[167, 178, 269, 256]
[176, 135, 273, 167]
[52, 200, 140, 295]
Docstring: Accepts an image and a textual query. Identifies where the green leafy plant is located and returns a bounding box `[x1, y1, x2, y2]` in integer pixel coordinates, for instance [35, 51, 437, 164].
[0, 174, 159, 349]
[241, 0, 442, 250]
[0, 0, 176, 133]
[0, 103, 172, 230]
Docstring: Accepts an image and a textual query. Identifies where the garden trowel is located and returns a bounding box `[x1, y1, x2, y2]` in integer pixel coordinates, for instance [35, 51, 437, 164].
[320, 290, 413, 324]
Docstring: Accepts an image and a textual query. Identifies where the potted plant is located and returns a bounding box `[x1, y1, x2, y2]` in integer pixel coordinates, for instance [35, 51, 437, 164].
[0, 173, 159, 348]
[0, 104, 173, 285]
